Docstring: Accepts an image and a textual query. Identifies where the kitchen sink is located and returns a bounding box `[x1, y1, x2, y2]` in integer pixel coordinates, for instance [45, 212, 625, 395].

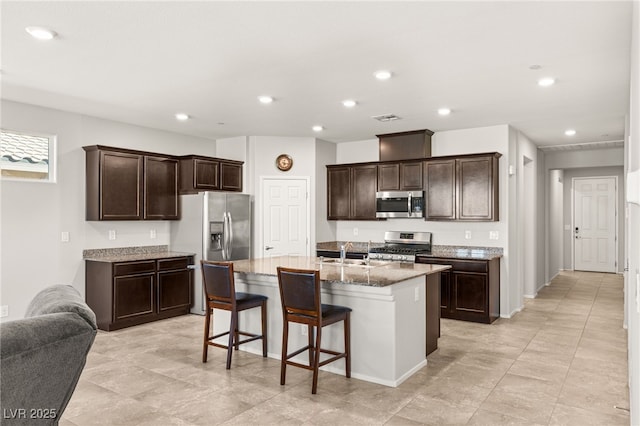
[316, 258, 391, 268]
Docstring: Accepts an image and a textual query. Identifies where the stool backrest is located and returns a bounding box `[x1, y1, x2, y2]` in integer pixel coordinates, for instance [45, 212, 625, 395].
[277, 267, 320, 319]
[201, 260, 235, 303]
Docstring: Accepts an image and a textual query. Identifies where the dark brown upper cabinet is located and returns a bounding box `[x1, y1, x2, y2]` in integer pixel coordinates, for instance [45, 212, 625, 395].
[377, 129, 433, 161]
[178, 155, 243, 193]
[424, 159, 456, 220]
[84, 146, 179, 221]
[327, 164, 378, 220]
[378, 161, 423, 191]
[144, 156, 179, 220]
[220, 161, 243, 192]
[425, 152, 501, 221]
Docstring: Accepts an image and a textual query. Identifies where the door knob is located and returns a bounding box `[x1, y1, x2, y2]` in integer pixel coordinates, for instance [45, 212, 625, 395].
[265, 246, 274, 251]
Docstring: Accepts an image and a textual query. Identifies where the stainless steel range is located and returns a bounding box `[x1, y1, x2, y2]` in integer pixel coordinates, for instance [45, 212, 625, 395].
[368, 231, 432, 262]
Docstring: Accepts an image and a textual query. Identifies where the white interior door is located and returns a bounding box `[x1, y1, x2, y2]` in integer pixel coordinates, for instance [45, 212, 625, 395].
[574, 177, 617, 272]
[262, 178, 309, 258]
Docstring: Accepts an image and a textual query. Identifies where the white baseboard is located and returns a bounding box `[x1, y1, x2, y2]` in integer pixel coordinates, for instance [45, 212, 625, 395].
[500, 305, 523, 319]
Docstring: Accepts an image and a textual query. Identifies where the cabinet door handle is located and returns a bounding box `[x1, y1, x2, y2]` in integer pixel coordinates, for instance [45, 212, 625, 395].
[265, 246, 274, 251]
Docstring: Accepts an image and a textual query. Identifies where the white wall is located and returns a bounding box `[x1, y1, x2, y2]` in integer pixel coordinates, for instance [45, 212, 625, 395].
[315, 139, 337, 243]
[513, 130, 540, 299]
[548, 169, 564, 281]
[626, 1, 639, 423]
[561, 167, 625, 272]
[546, 147, 624, 169]
[336, 138, 378, 163]
[248, 136, 317, 259]
[0, 100, 216, 320]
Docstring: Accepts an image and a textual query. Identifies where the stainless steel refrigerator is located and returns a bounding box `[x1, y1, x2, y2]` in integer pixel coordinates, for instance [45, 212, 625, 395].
[170, 192, 252, 314]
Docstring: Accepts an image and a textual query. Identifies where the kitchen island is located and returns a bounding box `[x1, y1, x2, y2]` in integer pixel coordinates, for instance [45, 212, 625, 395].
[217, 256, 449, 387]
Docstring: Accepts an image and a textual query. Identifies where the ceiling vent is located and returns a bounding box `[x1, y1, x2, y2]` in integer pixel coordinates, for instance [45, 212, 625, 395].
[372, 114, 401, 122]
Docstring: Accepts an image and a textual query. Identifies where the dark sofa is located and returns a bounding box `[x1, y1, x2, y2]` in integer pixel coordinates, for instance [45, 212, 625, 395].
[0, 285, 97, 425]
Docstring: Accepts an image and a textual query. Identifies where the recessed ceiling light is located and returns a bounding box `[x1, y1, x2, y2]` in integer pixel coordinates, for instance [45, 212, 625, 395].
[175, 113, 190, 121]
[564, 129, 576, 136]
[25, 26, 57, 40]
[312, 125, 324, 132]
[342, 99, 357, 108]
[438, 108, 451, 116]
[538, 77, 555, 87]
[258, 95, 273, 104]
[374, 70, 392, 80]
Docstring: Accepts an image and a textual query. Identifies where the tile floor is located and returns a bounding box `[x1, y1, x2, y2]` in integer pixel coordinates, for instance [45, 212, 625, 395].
[61, 271, 630, 425]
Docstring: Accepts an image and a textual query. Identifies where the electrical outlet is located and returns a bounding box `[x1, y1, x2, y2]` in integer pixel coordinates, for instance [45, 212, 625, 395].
[465, 230, 472, 240]
[0, 305, 8, 318]
[353, 227, 359, 236]
[108, 230, 116, 240]
[150, 229, 157, 239]
[489, 231, 499, 240]
[414, 287, 419, 302]
[301, 325, 308, 336]
[61, 231, 70, 242]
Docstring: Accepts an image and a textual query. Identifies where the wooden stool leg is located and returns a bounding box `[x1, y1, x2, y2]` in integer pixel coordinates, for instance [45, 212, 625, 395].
[312, 326, 322, 394]
[345, 313, 351, 378]
[226, 311, 237, 369]
[202, 306, 211, 363]
[234, 312, 240, 351]
[261, 300, 268, 357]
[280, 321, 289, 386]
[307, 324, 314, 365]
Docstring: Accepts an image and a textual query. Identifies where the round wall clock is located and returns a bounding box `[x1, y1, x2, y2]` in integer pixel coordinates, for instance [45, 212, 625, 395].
[276, 154, 293, 171]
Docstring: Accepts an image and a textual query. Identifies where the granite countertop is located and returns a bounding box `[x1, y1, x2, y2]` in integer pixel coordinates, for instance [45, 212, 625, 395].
[316, 241, 503, 261]
[83, 245, 195, 263]
[418, 246, 503, 261]
[232, 256, 450, 288]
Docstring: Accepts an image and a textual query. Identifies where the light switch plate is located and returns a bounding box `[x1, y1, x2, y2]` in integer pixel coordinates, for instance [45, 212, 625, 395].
[61, 231, 70, 242]
[108, 230, 116, 240]
[465, 231, 472, 240]
[0, 305, 8, 318]
[353, 227, 359, 236]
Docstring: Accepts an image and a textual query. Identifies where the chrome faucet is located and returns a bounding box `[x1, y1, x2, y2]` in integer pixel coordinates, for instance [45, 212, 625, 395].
[340, 242, 353, 263]
[364, 240, 372, 265]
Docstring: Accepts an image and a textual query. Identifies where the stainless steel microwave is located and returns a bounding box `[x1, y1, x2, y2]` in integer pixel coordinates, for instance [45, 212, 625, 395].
[376, 191, 425, 218]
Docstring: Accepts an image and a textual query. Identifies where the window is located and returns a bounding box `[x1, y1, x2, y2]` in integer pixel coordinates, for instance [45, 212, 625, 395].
[0, 129, 56, 182]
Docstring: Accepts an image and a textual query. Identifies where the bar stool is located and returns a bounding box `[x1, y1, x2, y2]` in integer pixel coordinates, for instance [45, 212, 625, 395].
[201, 260, 268, 369]
[276, 266, 351, 394]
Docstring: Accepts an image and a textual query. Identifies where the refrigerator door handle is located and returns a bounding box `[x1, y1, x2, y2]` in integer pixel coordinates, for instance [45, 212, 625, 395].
[222, 212, 228, 260]
[227, 212, 234, 259]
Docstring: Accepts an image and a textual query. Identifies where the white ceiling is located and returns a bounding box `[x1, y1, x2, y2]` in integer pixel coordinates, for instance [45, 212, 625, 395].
[0, 1, 632, 147]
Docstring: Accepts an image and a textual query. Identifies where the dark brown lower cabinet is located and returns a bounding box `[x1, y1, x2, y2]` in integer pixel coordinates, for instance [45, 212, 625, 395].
[425, 272, 441, 355]
[86, 256, 193, 331]
[416, 256, 500, 324]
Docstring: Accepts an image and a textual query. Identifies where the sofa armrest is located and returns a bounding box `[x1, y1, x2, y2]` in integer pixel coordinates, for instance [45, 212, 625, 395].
[25, 285, 97, 330]
[1, 304, 97, 425]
